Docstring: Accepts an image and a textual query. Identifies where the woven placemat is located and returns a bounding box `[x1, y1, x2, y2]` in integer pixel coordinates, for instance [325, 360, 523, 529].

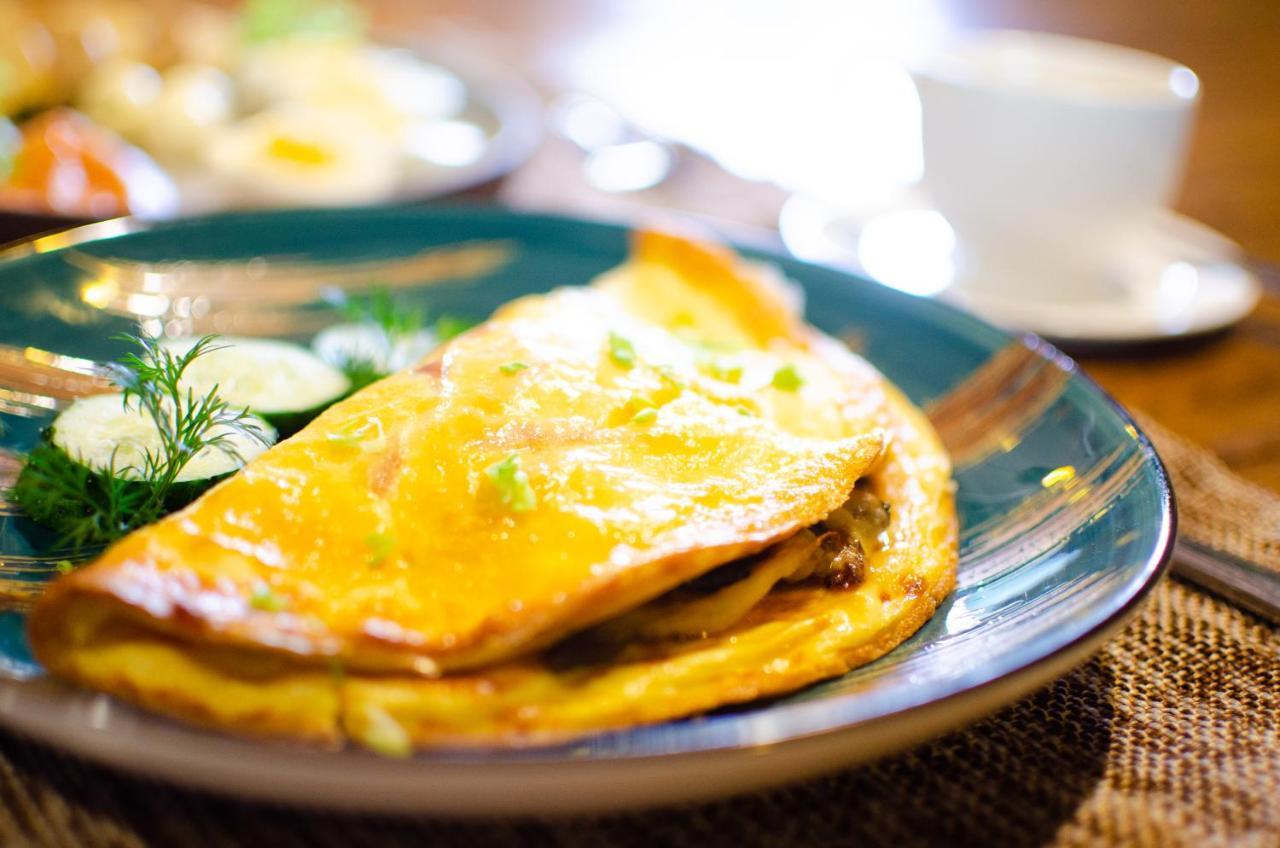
[1133, 410, 1280, 576]
[0, 575, 1273, 848]
[2, 410, 1278, 847]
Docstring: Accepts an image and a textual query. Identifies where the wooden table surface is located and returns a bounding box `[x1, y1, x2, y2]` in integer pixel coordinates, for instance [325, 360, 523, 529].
[382, 0, 1280, 488]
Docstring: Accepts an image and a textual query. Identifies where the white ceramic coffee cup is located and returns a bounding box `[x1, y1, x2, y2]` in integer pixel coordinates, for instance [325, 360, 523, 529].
[910, 30, 1200, 301]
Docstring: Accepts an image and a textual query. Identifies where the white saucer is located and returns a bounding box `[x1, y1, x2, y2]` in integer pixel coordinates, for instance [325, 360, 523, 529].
[779, 190, 1262, 344]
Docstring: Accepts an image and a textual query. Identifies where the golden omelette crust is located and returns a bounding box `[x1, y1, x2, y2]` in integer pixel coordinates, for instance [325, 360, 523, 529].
[28, 380, 954, 749]
[31, 232, 888, 675]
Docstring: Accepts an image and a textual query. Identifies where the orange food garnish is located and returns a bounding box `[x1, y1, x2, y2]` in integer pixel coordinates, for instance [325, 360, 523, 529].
[0, 108, 175, 218]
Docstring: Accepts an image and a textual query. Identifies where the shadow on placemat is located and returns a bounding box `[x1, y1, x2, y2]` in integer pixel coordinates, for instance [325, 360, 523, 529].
[1, 577, 1277, 848]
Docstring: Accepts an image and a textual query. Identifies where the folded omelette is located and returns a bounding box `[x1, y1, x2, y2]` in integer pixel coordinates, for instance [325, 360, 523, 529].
[29, 231, 957, 753]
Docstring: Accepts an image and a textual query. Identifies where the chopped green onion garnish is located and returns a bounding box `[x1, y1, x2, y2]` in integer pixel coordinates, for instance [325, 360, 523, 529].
[499, 361, 529, 375]
[357, 703, 412, 758]
[622, 394, 659, 424]
[771, 364, 804, 391]
[608, 332, 636, 368]
[656, 365, 684, 389]
[327, 418, 371, 447]
[486, 453, 538, 513]
[249, 584, 287, 612]
[703, 358, 743, 384]
[325, 417, 383, 449]
[54, 560, 75, 575]
[365, 532, 394, 567]
[678, 332, 742, 354]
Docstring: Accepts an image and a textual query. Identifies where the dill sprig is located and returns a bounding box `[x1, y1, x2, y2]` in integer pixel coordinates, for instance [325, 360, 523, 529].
[330, 287, 476, 390]
[334, 288, 422, 391]
[15, 443, 154, 551]
[11, 334, 270, 551]
[113, 335, 268, 490]
[337, 356, 386, 394]
[342, 288, 424, 341]
[433, 314, 477, 342]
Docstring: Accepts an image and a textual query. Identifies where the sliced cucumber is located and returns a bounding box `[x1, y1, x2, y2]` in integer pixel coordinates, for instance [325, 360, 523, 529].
[312, 322, 438, 375]
[162, 337, 351, 435]
[52, 392, 275, 485]
[14, 394, 274, 542]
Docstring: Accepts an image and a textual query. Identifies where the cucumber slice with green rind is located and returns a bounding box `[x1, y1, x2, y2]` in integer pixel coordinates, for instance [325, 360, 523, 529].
[161, 336, 350, 434]
[51, 393, 274, 483]
[13, 393, 276, 543]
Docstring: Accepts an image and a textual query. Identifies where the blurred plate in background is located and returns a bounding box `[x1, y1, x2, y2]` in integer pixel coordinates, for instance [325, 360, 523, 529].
[0, 0, 542, 242]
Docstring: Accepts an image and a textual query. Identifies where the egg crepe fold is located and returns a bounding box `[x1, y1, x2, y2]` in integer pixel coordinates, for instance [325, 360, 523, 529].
[29, 230, 957, 750]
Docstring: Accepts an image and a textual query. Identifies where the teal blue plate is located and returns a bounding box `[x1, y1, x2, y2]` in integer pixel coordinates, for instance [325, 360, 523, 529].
[0, 207, 1173, 815]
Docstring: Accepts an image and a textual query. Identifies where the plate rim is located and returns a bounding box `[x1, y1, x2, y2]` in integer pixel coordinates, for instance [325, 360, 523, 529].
[0, 204, 1177, 813]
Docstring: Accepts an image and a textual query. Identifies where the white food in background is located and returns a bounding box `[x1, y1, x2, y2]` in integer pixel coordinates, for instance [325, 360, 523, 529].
[365, 48, 467, 122]
[161, 336, 350, 415]
[51, 393, 272, 482]
[140, 63, 235, 163]
[312, 322, 439, 373]
[235, 41, 360, 110]
[204, 106, 399, 206]
[235, 41, 466, 143]
[75, 59, 162, 139]
[404, 119, 488, 168]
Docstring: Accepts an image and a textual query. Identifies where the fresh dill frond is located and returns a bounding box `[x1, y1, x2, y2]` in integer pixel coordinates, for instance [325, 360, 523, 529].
[11, 334, 270, 550]
[337, 355, 385, 393]
[332, 287, 424, 388]
[115, 334, 270, 489]
[433, 314, 477, 341]
[329, 287, 476, 387]
[13, 442, 155, 550]
[342, 287, 424, 340]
